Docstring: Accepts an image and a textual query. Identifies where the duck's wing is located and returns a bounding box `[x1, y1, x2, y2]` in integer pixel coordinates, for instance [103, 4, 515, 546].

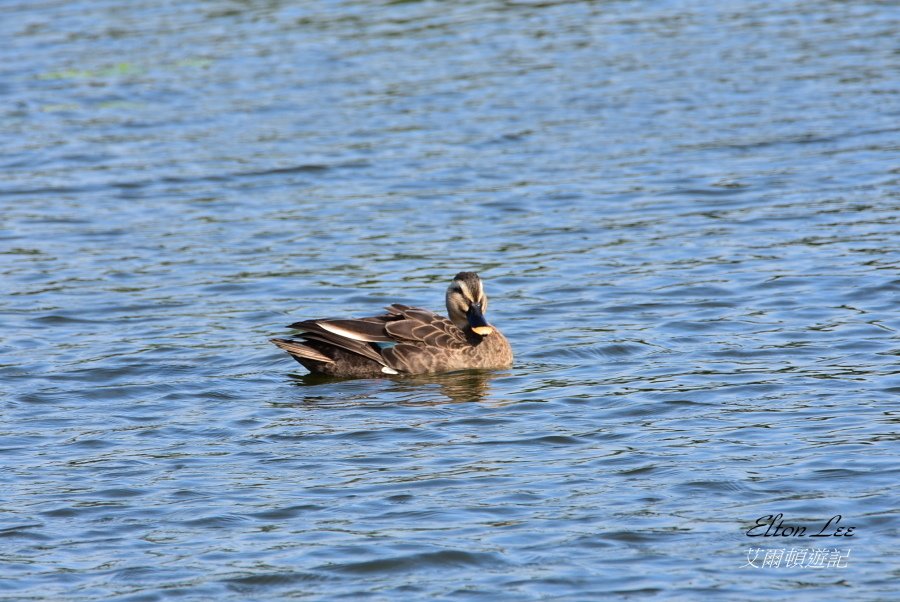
[286, 317, 391, 366]
[378, 305, 468, 373]
[290, 316, 392, 343]
[281, 305, 467, 375]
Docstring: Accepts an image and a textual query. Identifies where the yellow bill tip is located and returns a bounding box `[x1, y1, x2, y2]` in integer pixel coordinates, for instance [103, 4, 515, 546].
[471, 326, 493, 336]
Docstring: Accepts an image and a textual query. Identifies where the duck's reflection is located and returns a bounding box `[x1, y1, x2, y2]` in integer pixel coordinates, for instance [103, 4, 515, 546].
[391, 369, 499, 404]
[286, 369, 505, 405]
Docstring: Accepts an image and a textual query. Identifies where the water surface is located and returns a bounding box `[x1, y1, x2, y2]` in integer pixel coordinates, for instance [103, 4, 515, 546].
[2, 0, 898, 600]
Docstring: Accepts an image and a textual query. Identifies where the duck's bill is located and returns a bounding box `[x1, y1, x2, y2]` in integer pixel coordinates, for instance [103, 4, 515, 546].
[467, 303, 494, 336]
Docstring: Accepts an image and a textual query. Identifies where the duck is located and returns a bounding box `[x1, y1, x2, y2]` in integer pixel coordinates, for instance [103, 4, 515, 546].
[271, 272, 513, 377]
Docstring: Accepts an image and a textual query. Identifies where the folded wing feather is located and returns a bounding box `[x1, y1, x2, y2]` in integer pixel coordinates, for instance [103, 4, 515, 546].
[282, 305, 467, 375]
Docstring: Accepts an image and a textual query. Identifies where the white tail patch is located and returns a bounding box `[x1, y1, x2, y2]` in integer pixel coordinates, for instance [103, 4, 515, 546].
[381, 366, 399, 375]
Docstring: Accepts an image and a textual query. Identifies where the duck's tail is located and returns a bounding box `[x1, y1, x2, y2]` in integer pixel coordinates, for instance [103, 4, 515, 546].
[270, 338, 334, 364]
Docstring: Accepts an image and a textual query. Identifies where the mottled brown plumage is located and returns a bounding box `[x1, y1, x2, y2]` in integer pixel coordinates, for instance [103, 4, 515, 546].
[271, 273, 513, 377]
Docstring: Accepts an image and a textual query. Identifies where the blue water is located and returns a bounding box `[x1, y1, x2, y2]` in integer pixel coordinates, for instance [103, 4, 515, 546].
[2, 0, 898, 599]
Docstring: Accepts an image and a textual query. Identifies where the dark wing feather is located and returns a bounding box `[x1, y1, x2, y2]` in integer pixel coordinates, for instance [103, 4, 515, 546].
[384, 313, 466, 348]
[378, 306, 469, 373]
[315, 318, 393, 343]
[288, 316, 388, 336]
[289, 319, 388, 365]
[383, 319, 419, 341]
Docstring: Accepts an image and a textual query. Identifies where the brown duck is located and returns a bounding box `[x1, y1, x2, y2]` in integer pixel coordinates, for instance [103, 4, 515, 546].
[271, 272, 513, 377]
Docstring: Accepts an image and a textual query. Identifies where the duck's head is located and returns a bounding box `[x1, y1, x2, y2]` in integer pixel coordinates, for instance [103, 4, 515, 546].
[446, 271, 494, 336]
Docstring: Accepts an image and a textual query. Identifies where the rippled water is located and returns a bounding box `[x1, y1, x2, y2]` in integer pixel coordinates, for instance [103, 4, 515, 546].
[2, 0, 898, 599]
